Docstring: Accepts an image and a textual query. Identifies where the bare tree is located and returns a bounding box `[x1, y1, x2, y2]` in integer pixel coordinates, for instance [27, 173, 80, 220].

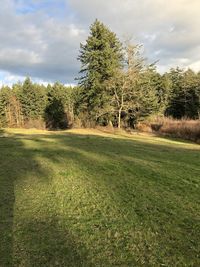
[106, 40, 145, 128]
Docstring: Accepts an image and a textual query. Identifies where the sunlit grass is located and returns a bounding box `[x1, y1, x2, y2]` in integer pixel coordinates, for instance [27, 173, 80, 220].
[0, 128, 199, 266]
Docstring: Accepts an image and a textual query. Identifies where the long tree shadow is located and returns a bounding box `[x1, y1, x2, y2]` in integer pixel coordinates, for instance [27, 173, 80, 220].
[0, 130, 199, 266]
[0, 129, 15, 266]
[14, 218, 89, 267]
[31, 132, 199, 265]
[0, 131, 91, 267]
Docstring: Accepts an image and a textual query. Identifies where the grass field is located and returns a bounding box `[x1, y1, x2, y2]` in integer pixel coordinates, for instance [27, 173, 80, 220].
[0, 128, 199, 266]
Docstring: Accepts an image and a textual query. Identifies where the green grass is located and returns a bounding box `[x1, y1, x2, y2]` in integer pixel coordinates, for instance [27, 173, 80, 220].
[0, 128, 200, 266]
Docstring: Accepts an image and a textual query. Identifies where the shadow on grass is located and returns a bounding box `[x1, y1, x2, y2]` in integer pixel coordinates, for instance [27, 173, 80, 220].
[0, 130, 91, 267]
[35, 132, 200, 265]
[0, 129, 199, 266]
[0, 130, 14, 266]
[14, 218, 89, 267]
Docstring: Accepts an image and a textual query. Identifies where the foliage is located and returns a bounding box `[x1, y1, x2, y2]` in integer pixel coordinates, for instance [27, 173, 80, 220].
[0, 80, 73, 129]
[165, 68, 200, 119]
[77, 19, 123, 123]
[19, 78, 47, 121]
[105, 43, 158, 128]
[45, 83, 74, 129]
[0, 86, 11, 127]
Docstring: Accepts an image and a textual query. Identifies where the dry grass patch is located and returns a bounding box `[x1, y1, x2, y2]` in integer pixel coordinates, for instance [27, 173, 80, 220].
[137, 117, 200, 143]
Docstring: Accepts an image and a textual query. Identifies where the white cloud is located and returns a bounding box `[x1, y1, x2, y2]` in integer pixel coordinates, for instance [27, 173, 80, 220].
[0, 0, 200, 84]
[189, 61, 200, 72]
[0, 0, 86, 83]
[0, 71, 25, 87]
[69, 0, 200, 71]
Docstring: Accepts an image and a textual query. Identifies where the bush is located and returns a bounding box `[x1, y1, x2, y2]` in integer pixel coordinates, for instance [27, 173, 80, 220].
[138, 117, 200, 143]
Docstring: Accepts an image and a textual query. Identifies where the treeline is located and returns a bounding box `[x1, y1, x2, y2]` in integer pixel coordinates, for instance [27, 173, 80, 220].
[0, 20, 200, 129]
[0, 78, 75, 129]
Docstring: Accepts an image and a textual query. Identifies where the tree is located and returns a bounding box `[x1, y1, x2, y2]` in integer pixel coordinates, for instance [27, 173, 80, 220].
[0, 86, 11, 127]
[197, 72, 200, 117]
[134, 66, 159, 122]
[0, 86, 23, 128]
[165, 68, 200, 119]
[165, 68, 184, 118]
[106, 41, 158, 128]
[19, 78, 47, 121]
[77, 19, 123, 124]
[45, 83, 73, 129]
[146, 70, 168, 115]
[181, 69, 200, 118]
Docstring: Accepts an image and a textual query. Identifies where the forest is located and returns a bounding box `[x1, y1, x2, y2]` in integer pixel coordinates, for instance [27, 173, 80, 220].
[0, 20, 200, 131]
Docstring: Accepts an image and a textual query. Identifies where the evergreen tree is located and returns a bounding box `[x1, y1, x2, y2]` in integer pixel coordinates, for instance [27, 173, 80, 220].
[165, 68, 200, 119]
[181, 69, 200, 118]
[19, 77, 47, 121]
[165, 68, 184, 118]
[0, 85, 24, 127]
[146, 69, 168, 115]
[45, 83, 73, 129]
[134, 66, 159, 121]
[0, 86, 11, 127]
[77, 19, 123, 124]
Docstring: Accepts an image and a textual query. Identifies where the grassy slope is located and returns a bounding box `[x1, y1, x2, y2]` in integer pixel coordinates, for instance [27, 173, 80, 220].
[0, 128, 199, 266]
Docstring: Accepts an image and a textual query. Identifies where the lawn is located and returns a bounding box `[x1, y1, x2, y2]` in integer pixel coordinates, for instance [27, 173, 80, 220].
[0, 128, 199, 266]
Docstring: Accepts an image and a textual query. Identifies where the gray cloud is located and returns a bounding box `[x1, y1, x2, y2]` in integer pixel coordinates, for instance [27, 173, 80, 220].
[0, 0, 86, 83]
[68, 0, 200, 71]
[0, 0, 200, 84]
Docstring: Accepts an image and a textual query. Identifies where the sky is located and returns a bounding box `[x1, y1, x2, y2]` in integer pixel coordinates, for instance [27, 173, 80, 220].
[0, 0, 200, 86]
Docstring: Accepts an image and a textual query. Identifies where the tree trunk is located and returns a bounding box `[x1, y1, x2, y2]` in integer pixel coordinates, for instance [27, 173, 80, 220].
[118, 108, 122, 129]
[108, 120, 113, 128]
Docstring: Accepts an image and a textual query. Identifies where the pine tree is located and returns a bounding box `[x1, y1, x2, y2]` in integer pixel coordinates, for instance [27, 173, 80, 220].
[165, 68, 184, 118]
[181, 69, 200, 119]
[77, 19, 123, 124]
[45, 83, 73, 129]
[0, 86, 11, 127]
[19, 77, 47, 121]
[0, 85, 24, 128]
[135, 66, 159, 121]
[165, 68, 200, 119]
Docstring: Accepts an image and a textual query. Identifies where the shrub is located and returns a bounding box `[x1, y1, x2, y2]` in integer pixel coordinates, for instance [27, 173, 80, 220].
[138, 117, 200, 143]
